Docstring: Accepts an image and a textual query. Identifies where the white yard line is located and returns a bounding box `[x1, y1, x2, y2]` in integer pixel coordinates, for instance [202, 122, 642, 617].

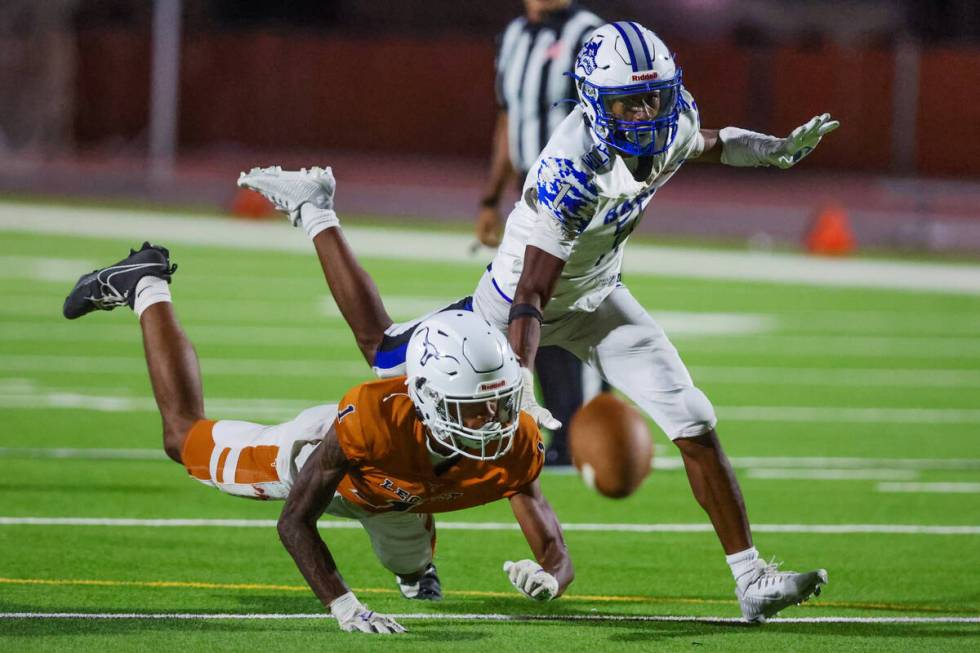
[0, 354, 368, 378]
[0, 612, 976, 624]
[0, 322, 353, 347]
[0, 390, 315, 421]
[0, 447, 169, 460]
[1, 517, 977, 535]
[2, 202, 979, 294]
[3, 447, 977, 475]
[719, 406, 980, 423]
[6, 354, 980, 388]
[745, 469, 920, 481]
[2, 383, 980, 424]
[689, 366, 980, 388]
[0, 255, 97, 282]
[724, 456, 980, 471]
[671, 335, 980, 358]
[6, 321, 978, 358]
[877, 483, 980, 494]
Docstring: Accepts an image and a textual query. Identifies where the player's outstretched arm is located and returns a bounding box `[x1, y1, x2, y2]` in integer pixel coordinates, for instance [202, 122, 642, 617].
[277, 424, 405, 634]
[689, 114, 840, 168]
[510, 245, 565, 429]
[505, 479, 574, 601]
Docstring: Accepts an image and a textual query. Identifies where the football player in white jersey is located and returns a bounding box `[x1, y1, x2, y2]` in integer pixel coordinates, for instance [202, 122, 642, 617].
[238, 20, 837, 624]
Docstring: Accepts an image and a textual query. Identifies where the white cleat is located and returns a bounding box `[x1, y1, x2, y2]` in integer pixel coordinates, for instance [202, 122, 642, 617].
[736, 559, 828, 623]
[237, 165, 336, 226]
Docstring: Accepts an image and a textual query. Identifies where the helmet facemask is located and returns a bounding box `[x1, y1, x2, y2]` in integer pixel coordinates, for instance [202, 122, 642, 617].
[412, 377, 523, 461]
[577, 72, 683, 157]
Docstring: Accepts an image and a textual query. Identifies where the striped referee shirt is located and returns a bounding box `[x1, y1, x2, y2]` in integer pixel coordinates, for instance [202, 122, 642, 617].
[495, 4, 602, 174]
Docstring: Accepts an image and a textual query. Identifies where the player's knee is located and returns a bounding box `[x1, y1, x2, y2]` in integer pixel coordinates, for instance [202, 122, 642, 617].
[357, 333, 385, 367]
[671, 386, 717, 439]
[375, 547, 432, 576]
[162, 414, 201, 464]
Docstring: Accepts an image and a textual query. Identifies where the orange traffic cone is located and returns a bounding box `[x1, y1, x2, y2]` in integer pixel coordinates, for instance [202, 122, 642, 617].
[229, 187, 276, 219]
[805, 203, 855, 255]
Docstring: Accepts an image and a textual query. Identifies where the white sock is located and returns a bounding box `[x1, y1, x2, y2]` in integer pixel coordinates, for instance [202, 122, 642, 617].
[133, 275, 171, 318]
[726, 546, 760, 587]
[300, 203, 339, 239]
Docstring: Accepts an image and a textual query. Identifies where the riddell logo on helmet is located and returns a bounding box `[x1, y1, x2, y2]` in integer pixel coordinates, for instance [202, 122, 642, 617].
[631, 72, 659, 81]
[479, 379, 507, 392]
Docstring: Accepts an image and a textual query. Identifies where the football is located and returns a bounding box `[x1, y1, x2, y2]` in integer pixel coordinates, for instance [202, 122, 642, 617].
[568, 393, 653, 499]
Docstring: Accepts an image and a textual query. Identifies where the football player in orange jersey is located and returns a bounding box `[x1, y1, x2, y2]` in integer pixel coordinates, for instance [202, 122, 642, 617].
[63, 242, 573, 634]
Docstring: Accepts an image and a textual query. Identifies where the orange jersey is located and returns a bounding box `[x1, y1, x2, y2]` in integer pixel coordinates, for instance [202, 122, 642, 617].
[334, 377, 543, 514]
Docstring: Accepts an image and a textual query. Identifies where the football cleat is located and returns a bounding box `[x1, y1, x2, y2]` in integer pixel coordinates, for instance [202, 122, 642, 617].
[236, 165, 335, 226]
[736, 559, 827, 623]
[62, 242, 176, 319]
[396, 563, 442, 601]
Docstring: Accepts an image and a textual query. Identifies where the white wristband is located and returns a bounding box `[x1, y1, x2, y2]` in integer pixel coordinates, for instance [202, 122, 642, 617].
[718, 126, 781, 167]
[328, 591, 362, 622]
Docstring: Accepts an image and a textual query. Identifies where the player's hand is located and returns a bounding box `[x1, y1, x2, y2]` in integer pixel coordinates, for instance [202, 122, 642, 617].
[520, 367, 561, 430]
[330, 591, 406, 634]
[476, 205, 503, 247]
[767, 113, 839, 169]
[504, 559, 559, 601]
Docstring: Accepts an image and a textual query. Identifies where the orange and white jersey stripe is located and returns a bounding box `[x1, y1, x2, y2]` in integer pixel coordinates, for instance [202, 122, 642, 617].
[181, 405, 337, 500]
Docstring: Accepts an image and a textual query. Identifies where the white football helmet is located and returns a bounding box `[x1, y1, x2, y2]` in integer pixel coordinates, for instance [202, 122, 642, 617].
[405, 311, 523, 461]
[572, 21, 686, 156]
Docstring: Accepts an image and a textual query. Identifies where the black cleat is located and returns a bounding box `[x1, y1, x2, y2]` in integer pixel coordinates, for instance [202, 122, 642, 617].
[396, 563, 442, 601]
[63, 242, 176, 319]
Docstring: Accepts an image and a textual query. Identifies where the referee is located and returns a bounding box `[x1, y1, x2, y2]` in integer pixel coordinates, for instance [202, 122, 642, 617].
[475, 0, 603, 466]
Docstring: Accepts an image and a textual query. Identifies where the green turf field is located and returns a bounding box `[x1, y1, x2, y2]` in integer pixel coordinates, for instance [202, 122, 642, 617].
[1, 207, 979, 651]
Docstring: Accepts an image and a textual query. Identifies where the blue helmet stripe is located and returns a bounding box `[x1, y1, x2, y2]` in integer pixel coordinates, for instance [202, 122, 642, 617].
[626, 22, 653, 70]
[610, 21, 639, 72]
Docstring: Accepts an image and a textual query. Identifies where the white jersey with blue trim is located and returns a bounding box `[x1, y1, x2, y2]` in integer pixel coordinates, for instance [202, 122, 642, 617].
[488, 88, 702, 317]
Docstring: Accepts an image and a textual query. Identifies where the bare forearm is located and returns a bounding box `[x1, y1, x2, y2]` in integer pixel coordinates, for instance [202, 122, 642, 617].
[481, 112, 516, 205]
[277, 518, 349, 606]
[277, 426, 353, 608]
[508, 246, 564, 368]
[507, 314, 541, 369]
[511, 485, 574, 596]
[537, 539, 574, 595]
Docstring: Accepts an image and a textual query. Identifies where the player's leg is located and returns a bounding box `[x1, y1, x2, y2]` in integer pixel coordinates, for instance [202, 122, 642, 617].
[561, 287, 826, 621]
[557, 288, 748, 546]
[325, 497, 442, 600]
[534, 346, 583, 465]
[236, 166, 395, 364]
[62, 243, 199, 462]
[140, 302, 206, 463]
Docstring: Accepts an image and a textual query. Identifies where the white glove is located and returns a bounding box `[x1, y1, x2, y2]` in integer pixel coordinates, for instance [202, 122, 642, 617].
[719, 114, 839, 169]
[503, 559, 559, 601]
[520, 367, 561, 430]
[329, 591, 406, 634]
